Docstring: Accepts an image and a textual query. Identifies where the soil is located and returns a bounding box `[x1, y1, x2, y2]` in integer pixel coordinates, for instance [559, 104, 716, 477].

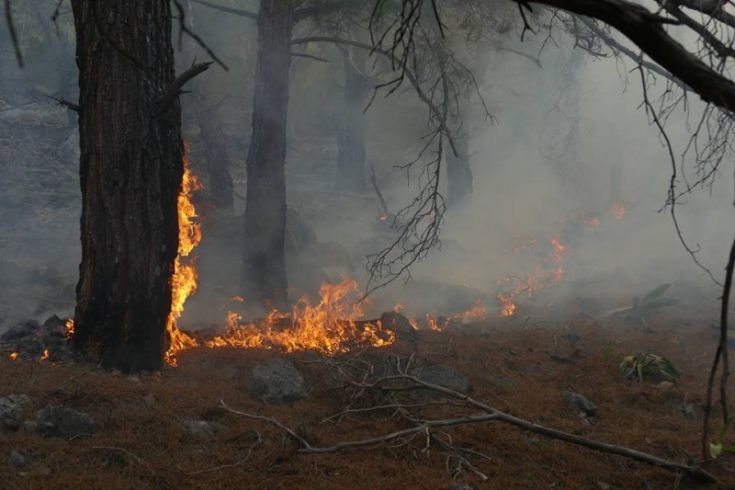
[0, 311, 733, 489]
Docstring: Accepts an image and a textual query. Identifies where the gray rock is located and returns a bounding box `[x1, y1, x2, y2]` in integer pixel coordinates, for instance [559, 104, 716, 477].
[563, 391, 597, 418]
[415, 365, 471, 394]
[450, 485, 475, 490]
[0, 394, 32, 430]
[380, 311, 419, 341]
[1, 321, 40, 342]
[33, 405, 96, 438]
[249, 358, 308, 403]
[7, 450, 30, 469]
[182, 419, 218, 439]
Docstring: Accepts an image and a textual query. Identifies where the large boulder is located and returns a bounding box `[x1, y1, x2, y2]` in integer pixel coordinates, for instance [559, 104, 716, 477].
[249, 358, 308, 403]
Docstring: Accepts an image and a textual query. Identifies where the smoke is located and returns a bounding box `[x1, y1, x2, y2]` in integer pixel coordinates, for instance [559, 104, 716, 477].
[1, 2, 732, 334]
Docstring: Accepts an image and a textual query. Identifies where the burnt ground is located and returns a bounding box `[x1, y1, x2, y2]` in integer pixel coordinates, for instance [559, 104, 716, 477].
[0, 308, 734, 489]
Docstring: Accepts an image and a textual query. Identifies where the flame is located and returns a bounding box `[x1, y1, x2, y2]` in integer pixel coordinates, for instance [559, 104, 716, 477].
[9, 352, 19, 361]
[40, 349, 49, 362]
[583, 216, 600, 228]
[164, 143, 203, 366]
[549, 234, 568, 282]
[612, 202, 626, 220]
[65, 319, 74, 337]
[498, 293, 517, 317]
[206, 279, 395, 355]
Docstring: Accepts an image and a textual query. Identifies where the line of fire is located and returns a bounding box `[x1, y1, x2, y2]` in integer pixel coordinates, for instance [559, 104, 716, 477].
[0, 0, 733, 488]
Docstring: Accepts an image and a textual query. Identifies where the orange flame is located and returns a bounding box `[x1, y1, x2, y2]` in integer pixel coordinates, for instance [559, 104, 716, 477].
[9, 352, 19, 361]
[40, 349, 49, 362]
[612, 202, 626, 220]
[206, 279, 395, 355]
[549, 234, 568, 282]
[165, 143, 203, 366]
[65, 319, 74, 337]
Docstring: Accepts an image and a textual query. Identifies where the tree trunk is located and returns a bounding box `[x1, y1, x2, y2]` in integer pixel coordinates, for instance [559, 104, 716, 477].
[193, 92, 234, 208]
[71, 1, 182, 372]
[180, 0, 234, 209]
[335, 45, 370, 192]
[240, 0, 292, 310]
[446, 133, 472, 208]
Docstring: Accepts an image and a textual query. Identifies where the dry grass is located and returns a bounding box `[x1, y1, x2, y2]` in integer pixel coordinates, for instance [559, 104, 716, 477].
[1, 312, 734, 489]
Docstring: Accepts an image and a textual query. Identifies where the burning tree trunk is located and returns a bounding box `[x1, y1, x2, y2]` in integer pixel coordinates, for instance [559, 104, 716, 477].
[71, 1, 182, 372]
[240, 0, 292, 309]
[335, 43, 370, 192]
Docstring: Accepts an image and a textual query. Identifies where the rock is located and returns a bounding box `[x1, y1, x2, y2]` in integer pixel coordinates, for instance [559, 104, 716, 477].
[450, 485, 475, 490]
[676, 402, 702, 419]
[415, 365, 471, 394]
[182, 419, 219, 439]
[7, 450, 30, 469]
[42, 315, 68, 338]
[249, 358, 308, 403]
[563, 391, 597, 418]
[33, 405, 96, 438]
[1, 320, 40, 342]
[0, 394, 32, 430]
[380, 312, 419, 341]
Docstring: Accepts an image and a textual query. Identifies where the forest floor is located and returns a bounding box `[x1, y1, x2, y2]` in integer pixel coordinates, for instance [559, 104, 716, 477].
[1, 309, 734, 489]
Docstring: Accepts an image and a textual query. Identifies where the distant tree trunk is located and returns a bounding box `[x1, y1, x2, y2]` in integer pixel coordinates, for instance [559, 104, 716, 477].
[446, 132, 472, 208]
[71, 1, 181, 372]
[335, 44, 370, 192]
[240, 0, 292, 309]
[181, 0, 233, 209]
[193, 92, 234, 208]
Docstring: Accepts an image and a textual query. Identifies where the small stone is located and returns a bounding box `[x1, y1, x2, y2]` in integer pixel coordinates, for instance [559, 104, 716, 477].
[597, 482, 611, 490]
[33, 405, 96, 438]
[0, 394, 32, 430]
[182, 419, 218, 439]
[563, 391, 597, 418]
[415, 365, 471, 394]
[143, 393, 156, 408]
[450, 484, 475, 490]
[249, 358, 308, 403]
[7, 450, 30, 469]
[127, 376, 140, 383]
[655, 381, 674, 391]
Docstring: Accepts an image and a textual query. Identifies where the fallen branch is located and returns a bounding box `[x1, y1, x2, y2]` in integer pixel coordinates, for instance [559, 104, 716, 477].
[47, 95, 79, 113]
[221, 358, 719, 484]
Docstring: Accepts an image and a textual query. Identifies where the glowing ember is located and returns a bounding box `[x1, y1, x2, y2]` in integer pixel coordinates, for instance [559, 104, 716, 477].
[65, 319, 74, 337]
[206, 279, 395, 355]
[498, 293, 517, 317]
[40, 349, 49, 362]
[549, 234, 568, 282]
[9, 352, 19, 361]
[612, 202, 626, 220]
[165, 143, 203, 366]
[583, 216, 600, 228]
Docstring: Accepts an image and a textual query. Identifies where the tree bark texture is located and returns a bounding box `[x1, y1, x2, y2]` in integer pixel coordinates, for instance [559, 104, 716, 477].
[71, 1, 182, 372]
[240, 0, 292, 310]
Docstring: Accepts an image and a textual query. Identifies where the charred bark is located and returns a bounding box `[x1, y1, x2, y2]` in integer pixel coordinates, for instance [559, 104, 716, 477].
[240, 0, 292, 309]
[71, 1, 182, 372]
[335, 44, 370, 192]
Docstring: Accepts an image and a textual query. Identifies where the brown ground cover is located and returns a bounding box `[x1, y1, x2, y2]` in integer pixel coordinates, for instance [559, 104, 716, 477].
[1, 312, 733, 489]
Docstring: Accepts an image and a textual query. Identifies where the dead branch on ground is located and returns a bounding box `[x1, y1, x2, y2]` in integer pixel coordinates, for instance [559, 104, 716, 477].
[221, 355, 718, 483]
